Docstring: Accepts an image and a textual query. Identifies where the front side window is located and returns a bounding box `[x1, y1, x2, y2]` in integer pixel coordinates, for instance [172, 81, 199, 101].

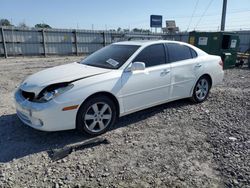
[133, 44, 166, 67]
[80, 44, 140, 69]
[167, 43, 193, 63]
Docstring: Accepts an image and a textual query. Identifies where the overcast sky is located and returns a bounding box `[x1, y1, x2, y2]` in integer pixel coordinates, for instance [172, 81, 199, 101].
[1, 0, 250, 31]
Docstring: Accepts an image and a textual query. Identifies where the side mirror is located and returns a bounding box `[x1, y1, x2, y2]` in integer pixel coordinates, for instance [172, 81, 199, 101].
[130, 62, 145, 71]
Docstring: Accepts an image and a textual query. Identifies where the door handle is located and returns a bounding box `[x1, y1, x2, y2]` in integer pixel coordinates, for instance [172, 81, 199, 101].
[195, 63, 202, 68]
[160, 69, 170, 76]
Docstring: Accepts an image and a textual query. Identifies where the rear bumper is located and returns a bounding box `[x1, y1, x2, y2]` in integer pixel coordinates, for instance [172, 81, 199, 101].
[14, 89, 78, 131]
[212, 70, 224, 86]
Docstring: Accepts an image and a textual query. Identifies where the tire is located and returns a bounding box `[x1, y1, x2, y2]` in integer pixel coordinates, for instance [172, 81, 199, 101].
[191, 76, 211, 103]
[76, 95, 117, 136]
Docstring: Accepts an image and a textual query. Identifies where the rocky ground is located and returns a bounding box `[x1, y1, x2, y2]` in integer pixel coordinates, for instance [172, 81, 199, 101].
[0, 56, 249, 188]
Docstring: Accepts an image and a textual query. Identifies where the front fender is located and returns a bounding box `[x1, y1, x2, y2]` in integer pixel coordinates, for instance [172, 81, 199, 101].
[54, 70, 124, 113]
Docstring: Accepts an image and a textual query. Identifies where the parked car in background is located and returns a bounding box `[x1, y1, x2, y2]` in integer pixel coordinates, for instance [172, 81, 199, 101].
[14, 40, 224, 135]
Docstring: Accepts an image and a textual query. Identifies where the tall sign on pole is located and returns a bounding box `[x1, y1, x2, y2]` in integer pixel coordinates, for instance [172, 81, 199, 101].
[220, 0, 227, 31]
[150, 15, 162, 33]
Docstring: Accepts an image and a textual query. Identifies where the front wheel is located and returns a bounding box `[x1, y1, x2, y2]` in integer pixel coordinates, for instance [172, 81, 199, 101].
[76, 96, 117, 136]
[191, 76, 211, 103]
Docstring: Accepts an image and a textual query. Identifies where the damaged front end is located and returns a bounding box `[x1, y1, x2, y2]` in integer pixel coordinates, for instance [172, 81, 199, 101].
[18, 72, 107, 103]
[19, 82, 74, 103]
[14, 82, 77, 130]
[36, 83, 74, 102]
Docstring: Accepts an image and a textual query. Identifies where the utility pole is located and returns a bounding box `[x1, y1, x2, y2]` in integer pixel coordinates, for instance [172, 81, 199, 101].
[220, 0, 227, 31]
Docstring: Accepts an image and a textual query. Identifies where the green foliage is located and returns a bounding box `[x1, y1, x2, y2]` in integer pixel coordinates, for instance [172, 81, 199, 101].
[132, 28, 151, 33]
[18, 22, 29, 28]
[35, 23, 52, 29]
[117, 27, 122, 32]
[0, 19, 12, 26]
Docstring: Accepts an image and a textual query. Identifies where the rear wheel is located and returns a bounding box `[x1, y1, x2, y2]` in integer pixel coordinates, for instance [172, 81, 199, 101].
[191, 76, 211, 103]
[76, 96, 117, 136]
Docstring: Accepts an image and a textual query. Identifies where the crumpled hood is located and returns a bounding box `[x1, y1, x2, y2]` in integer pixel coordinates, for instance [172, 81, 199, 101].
[19, 62, 110, 95]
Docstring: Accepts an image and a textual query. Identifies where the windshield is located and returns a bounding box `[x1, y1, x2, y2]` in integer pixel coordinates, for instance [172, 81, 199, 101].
[80, 44, 140, 69]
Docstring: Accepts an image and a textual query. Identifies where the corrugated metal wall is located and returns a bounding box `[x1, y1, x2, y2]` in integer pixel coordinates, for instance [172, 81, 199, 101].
[77, 31, 104, 54]
[0, 28, 4, 56]
[0, 27, 191, 57]
[4, 29, 42, 55]
[45, 30, 75, 55]
[0, 27, 249, 57]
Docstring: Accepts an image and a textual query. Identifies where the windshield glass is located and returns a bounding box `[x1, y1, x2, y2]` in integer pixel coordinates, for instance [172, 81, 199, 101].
[80, 44, 140, 69]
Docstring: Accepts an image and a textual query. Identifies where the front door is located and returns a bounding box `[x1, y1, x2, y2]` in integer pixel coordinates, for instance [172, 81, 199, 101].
[120, 44, 171, 113]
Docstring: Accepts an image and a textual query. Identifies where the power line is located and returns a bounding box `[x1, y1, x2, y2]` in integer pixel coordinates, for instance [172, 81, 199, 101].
[125, 9, 250, 27]
[194, 24, 250, 31]
[178, 17, 250, 25]
[111, 8, 250, 30]
[170, 9, 250, 20]
[186, 0, 199, 31]
[195, 21, 250, 28]
[194, 0, 214, 30]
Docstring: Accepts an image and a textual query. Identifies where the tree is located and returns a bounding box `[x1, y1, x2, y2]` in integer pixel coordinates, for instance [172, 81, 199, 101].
[123, 29, 130, 32]
[35, 23, 52, 29]
[18, 22, 29, 28]
[132, 28, 140, 32]
[132, 28, 151, 33]
[0, 19, 12, 26]
[117, 27, 122, 32]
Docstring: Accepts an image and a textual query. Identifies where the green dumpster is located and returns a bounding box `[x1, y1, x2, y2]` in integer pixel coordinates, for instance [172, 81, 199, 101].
[189, 31, 240, 69]
[248, 57, 250, 69]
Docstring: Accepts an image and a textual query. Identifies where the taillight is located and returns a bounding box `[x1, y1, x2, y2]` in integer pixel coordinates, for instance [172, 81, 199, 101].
[219, 60, 223, 68]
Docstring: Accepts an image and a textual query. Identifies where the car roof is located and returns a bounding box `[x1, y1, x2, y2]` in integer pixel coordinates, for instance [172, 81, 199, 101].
[113, 40, 207, 56]
[113, 40, 187, 46]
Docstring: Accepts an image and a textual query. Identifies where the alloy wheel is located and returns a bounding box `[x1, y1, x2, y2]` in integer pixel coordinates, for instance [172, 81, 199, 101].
[195, 78, 209, 101]
[84, 102, 112, 133]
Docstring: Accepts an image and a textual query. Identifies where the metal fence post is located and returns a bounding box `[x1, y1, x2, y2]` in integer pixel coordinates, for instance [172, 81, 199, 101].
[103, 32, 106, 47]
[1, 27, 8, 58]
[42, 29, 47, 57]
[74, 30, 78, 56]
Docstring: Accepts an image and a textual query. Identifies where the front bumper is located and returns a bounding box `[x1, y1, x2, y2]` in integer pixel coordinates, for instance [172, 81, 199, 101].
[14, 89, 77, 131]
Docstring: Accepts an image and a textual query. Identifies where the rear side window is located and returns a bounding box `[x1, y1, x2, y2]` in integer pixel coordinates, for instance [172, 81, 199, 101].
[167, 43, 194, 63]
[133, 44, 166, 67]
[190, 48, 198, 58]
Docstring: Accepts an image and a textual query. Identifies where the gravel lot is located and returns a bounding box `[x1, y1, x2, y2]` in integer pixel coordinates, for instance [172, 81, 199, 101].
[0, 56, 249, 188]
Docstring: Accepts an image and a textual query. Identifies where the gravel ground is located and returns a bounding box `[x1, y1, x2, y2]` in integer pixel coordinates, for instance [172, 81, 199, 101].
[0, 56, 249, 188]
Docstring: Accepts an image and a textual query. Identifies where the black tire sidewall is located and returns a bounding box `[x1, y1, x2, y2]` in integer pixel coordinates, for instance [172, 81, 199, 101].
[192, 76, 211, 103]
[76, 96, 117, 136]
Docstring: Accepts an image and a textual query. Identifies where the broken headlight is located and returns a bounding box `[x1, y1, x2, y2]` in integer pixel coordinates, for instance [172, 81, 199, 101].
[38, 83, 74, 102]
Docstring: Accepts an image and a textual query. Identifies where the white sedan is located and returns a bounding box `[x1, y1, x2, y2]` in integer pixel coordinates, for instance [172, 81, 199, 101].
[14, 40, 224, 135]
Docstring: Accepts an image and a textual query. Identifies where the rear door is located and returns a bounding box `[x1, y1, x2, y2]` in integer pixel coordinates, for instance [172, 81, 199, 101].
[166, 43, 201, 99]
[120, 44, 171, 113]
